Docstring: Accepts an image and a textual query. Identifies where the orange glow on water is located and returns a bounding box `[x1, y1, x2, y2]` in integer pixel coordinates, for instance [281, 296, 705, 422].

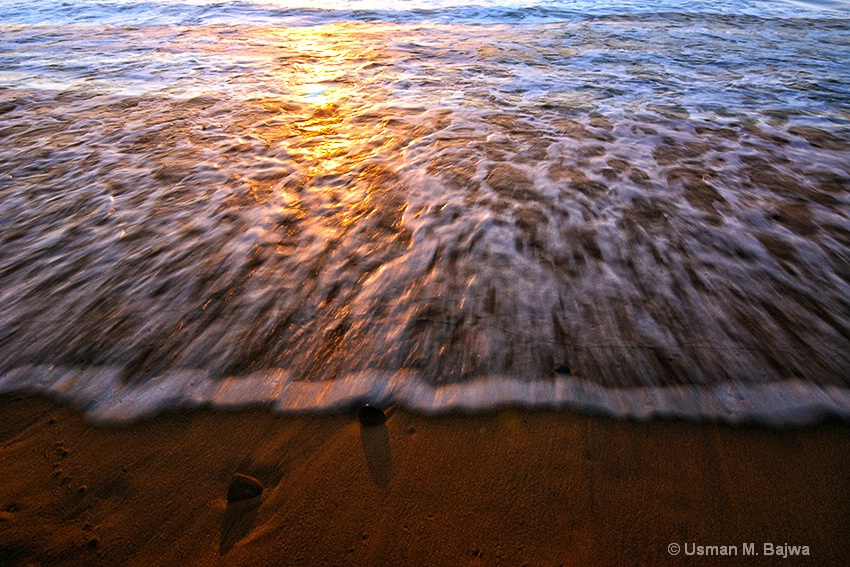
[203, 24, 413, 243]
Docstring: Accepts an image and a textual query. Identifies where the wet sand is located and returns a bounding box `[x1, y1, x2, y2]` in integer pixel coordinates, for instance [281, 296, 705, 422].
[1, 393, 848, 565]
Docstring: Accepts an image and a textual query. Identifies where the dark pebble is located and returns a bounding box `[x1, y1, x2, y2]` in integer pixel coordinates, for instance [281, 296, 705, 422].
[227, 473, 263, 502]
[358, 404, 386, 426]
[554, 362, 571, 375]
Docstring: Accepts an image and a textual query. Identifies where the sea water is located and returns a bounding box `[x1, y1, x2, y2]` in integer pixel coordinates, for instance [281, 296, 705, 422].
[1, 0, 849, 422]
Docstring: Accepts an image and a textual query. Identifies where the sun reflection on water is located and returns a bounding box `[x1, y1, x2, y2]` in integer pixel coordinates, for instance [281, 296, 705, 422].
[219, 24, 423, 250]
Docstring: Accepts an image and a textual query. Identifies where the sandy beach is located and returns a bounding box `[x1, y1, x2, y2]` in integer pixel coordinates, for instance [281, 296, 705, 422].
[1, 393, 847, 566]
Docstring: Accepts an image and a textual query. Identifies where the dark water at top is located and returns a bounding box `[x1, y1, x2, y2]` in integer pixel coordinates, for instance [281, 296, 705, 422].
[1, 0, 849, 421]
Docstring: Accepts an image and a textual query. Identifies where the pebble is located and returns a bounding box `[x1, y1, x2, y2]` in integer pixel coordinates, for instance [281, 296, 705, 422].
[227, 473, 263, 502]
[554, 362, 571, 375]
[358, 404, 386, 426]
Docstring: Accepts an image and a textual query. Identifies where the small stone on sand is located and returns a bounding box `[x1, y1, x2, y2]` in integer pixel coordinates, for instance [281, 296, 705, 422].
[227, 473, 263, 502]
[358, 404, 386, 426]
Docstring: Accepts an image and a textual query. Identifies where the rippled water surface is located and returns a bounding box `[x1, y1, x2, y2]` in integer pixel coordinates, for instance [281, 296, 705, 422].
[1, 0, 849, 421]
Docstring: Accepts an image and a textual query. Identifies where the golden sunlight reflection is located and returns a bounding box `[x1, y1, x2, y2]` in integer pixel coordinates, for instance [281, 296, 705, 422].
[224, 25, 417, 245]
[285, 28, 383, 177]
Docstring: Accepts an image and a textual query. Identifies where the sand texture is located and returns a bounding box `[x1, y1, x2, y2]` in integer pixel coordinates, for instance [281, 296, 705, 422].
[1, 394, 848, 566]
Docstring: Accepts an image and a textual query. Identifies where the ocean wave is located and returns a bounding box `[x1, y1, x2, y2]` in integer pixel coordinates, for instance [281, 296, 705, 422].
[1, 12, 848, 425]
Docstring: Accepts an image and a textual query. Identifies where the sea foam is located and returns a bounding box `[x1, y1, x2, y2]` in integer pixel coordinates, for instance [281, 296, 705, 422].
[1, 2, 848, 423]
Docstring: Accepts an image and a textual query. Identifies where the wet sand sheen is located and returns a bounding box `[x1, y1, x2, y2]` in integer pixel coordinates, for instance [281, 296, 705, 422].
[1, 394, 848, 565]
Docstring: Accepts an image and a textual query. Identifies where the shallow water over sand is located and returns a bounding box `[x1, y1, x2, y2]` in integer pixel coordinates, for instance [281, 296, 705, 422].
[1, 4, 849, 421]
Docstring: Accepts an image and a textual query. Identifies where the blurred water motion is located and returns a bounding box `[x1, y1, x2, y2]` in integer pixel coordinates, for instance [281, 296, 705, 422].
[0, 10, 849, 421]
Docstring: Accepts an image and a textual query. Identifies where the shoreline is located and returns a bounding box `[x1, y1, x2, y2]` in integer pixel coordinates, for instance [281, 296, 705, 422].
[5, 364, 850, 425]
[1, 393, 848, 565]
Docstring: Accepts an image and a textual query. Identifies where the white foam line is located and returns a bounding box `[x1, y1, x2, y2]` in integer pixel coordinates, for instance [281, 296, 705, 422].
[1, 364, 849, 425]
